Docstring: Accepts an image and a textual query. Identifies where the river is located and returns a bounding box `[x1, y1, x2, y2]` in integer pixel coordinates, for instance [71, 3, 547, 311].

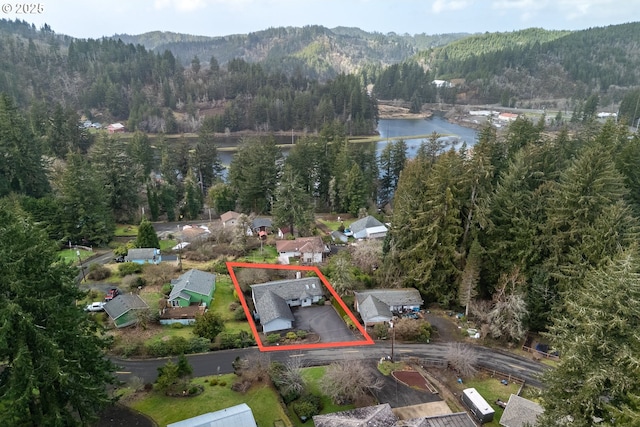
[217, 115, 478, 167]
[376, 115, 478, 158]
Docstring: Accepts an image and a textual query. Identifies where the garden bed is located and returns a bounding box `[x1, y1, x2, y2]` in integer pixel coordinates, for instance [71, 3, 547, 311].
[392, 369, 433, 392]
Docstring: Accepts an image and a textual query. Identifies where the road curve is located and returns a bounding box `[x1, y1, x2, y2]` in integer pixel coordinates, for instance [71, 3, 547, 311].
[114, 341, 549, 389]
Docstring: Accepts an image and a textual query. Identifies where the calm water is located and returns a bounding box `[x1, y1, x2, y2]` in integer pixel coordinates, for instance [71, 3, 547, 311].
[376, 115, 478, 157]
[218, 115, 478, 166]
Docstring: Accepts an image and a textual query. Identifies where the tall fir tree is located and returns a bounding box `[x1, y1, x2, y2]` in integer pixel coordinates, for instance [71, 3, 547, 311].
[0, 201, 115, 426]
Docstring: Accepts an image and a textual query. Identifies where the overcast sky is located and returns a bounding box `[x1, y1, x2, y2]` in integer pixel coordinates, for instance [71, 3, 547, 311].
[15, 0, 640, 39]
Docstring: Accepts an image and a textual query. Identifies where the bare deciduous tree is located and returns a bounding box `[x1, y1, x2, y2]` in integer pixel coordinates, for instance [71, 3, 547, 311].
[236, 353, 271, 384]
[235, 268, 270, 293]
[486, 267, 529, 342]
[446, 342, 478, 378]
[277, 356, 306, 397]
[350, 239, 383, 274]
[321, 359, 383, 405]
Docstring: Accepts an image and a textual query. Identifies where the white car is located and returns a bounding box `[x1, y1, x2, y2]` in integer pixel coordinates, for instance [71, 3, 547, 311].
[84, 302, 106, 312]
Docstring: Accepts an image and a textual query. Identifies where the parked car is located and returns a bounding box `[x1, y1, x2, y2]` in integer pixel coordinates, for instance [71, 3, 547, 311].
[114, 255, 125, 263]
[84, 302, 105, 312]
[105, 288, 120, 301]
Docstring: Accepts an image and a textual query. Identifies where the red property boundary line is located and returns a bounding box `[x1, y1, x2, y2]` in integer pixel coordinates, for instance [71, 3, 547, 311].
[226, 262, 374, 352]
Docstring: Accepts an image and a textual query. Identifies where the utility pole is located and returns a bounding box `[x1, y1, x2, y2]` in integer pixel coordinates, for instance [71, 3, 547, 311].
[389, 319, 395, 362]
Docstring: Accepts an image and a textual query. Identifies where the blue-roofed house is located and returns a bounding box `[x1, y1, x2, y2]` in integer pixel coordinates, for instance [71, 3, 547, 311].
[125, 248, 161, 264]
[167, 403, 257, 427]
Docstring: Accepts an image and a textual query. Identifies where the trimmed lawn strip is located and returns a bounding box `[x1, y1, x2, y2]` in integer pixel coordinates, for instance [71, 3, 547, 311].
[129, 375, 291, 427]
[211, 275, 239, 321]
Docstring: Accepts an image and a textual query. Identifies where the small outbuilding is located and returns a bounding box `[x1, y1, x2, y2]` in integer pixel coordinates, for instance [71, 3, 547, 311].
[499, 394, 544, 427]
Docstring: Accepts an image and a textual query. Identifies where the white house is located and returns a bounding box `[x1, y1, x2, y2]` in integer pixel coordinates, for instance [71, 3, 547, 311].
[276, 236, 329, 264]
[348, 216, 388, 240]
[220, 211, 240, 228]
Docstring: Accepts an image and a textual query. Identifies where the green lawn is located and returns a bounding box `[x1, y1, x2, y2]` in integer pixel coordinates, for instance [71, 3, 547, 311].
[59, 248, 94, 264]
[129, 375, 291, 426]
[454, 373, 521, 426]
[318, 219, 354, 232]
[300, 366, 355, 420]
[211, 274, 252, 333]
[115, 224, 138, 237]
[241, 245, 279, 263]
[159, 239, 177, 252]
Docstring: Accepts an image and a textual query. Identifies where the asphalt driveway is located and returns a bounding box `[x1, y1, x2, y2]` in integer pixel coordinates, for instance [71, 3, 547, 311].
[292, 304, 356, 343]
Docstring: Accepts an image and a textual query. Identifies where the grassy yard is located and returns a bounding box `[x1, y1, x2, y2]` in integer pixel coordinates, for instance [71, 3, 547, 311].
[318, 218, 354, 232]
[129, 375, 292, 426]
[159, 239, 178, 252]
[300, 367, 354, 417]
[115, 224, 138, 237]
[240, 244, 279, 263]
[59, 248, 94, 264]
[452, 372, 522, 426]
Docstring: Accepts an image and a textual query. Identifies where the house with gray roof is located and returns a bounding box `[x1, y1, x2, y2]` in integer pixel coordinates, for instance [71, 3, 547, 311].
[348, 215, 388, 239]
[104, 294, 149, 328]
[499, 394, 544, 427]
[313, 404, 476, 427]
[125, 248, 161, 264]
[251, 277, 324, 333]
[354, 289, 423, 325]
[167, 403, 257, 427]
[160, 269, 216, 325]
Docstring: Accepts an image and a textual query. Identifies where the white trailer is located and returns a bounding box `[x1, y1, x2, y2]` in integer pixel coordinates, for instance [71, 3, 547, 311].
[462, 387, 495, 424]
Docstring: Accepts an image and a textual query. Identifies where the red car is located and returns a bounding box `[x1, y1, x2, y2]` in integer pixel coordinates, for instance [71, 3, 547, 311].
[105, 288, 120, 301]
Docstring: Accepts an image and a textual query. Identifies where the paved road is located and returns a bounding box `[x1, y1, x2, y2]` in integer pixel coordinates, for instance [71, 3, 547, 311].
[114, 341, 549, 389]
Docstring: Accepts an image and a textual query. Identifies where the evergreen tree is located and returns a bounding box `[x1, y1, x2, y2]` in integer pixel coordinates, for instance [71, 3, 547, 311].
[136, 218, 160, 249]
[0, 202, 115, 426]
[539, 251, 640, 426]
[54, 152, 114, 245]
[0, 93, 49, 198]
[90, 135, 143, 223]
[272, 165, 314, 237]
[228, 137, 282, 214]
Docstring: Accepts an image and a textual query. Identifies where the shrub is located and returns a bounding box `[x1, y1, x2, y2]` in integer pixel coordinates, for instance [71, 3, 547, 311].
[293, 394, 322, 420]
[87, 264, 111, 281]
[296, 330, 308, 339]
[122, 275, 146, 291]
[228, 301, 239, 311]
[233, 307, 247, 321]
[193, 311, 225, 341]
[209, 378, 218, 386]
[161, 283, 172, 296]
[266, 333, 281, 344]
[170, 322, 184, 329]
[118, 262, 143, 277]
[188, 337, 211, 354]
[374, 323, 389, 339]
[211, 261, 230, 274]
[218, 380, 226, 387]
[286, 332, 297, 340]
[394, 318, 432, 343]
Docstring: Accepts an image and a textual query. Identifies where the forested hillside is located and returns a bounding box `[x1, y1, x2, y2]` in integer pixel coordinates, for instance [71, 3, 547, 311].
[115, 25, 467, 79]
[419, 22, 640, 108]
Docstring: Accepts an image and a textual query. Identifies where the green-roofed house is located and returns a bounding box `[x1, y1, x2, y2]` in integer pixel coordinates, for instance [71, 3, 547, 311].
[160, 269, 216, 325]
[104, 294, 149, 328]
